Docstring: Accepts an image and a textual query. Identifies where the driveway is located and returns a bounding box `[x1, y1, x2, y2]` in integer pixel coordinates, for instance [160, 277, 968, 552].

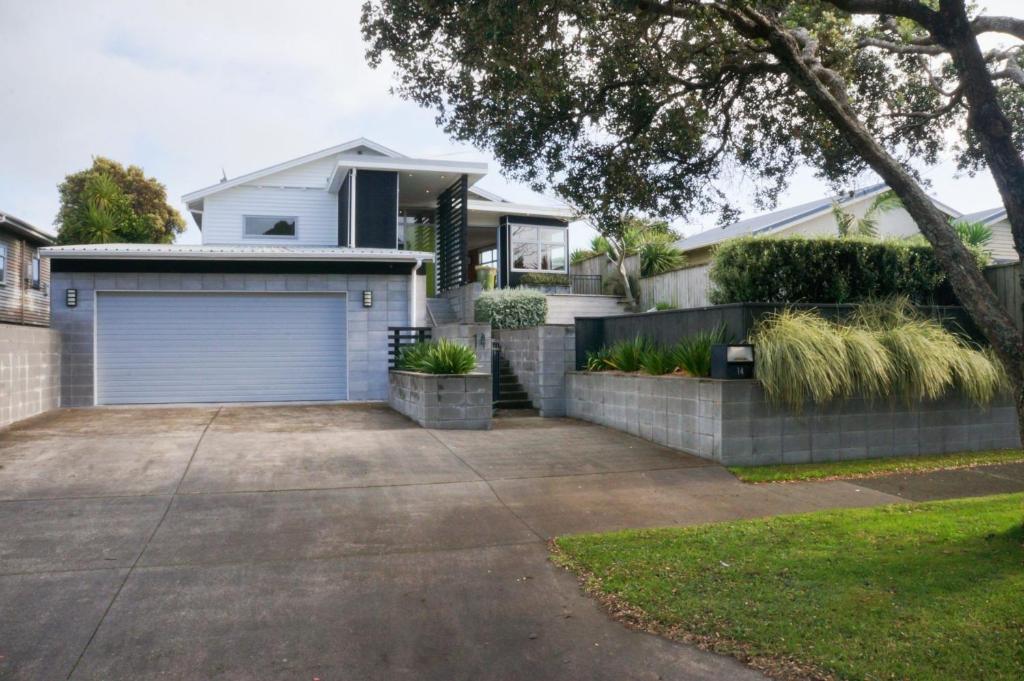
[0, 405, 903, 681]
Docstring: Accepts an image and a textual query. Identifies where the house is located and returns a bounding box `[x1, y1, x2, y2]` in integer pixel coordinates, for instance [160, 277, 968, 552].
[41, 138, 578, 407]
[0, 211, 53, 326]
[960, 207, 1015, 263]
[675, 183, 961, 265]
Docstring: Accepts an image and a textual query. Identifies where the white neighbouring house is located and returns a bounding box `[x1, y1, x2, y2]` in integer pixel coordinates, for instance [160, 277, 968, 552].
[42, 138, 576, 407]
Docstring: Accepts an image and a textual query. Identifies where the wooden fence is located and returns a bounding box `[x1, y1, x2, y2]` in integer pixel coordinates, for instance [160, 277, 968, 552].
[571, 254, 711, 310]
[984, 262, 1023, 329]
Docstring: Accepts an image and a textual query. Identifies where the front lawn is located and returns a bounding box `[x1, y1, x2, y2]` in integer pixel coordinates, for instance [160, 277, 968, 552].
[728, 449, 1024, 483]
[555, 494, 1024, 681]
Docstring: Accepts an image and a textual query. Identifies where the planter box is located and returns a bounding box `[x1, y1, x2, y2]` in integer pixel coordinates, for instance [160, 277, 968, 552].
[566, 371, 1020, 466]
[388, 371, 492, 430]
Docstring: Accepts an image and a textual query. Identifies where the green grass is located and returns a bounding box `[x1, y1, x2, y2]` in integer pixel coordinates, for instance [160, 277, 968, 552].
[555, 494, 1024, 681]
[728, 449, 1024, 483]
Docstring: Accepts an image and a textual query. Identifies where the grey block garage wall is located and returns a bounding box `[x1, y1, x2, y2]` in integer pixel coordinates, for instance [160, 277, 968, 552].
[566, 372, 1021, 466]
[495, 325, 575, 416]
[0, 323, 61, 429]
[50, 272, 411, 406]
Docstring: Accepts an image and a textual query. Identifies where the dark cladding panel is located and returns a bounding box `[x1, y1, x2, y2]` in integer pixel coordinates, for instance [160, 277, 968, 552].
[436, 175, 469, 291]
[355, 170, 398, 248]
[337, 171, 351, 247]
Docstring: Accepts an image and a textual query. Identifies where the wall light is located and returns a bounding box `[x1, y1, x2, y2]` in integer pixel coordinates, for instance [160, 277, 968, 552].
[362, 290, 373, 308]
[65, 288, 78, 308]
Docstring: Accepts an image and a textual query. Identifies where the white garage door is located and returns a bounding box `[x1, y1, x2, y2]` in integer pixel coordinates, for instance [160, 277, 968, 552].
[96, 292, 347, 405]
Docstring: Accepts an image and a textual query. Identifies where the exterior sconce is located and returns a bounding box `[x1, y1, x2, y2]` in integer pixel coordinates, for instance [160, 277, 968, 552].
[362, 290, 373, 308]
[66, 288, 78, 308]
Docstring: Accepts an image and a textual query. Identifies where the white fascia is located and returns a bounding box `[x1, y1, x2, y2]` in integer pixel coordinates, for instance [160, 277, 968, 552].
[326, 157, 489, 193]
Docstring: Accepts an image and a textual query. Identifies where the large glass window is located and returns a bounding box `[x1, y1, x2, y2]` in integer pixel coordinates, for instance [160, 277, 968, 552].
[510, 225, 567, 272]
[29, 255, 41, 289]
[244, 215, 297, 238]
[0, 244, 6, 285]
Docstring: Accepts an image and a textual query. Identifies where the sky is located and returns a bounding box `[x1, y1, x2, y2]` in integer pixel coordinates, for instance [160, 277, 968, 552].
[0, 0, 1019, 251]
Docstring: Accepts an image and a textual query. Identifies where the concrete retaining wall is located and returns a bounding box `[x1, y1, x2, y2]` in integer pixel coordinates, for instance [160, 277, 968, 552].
[432, 323, 492, 375]
[566, 372, 1021, 466]
[495, 325, 575, 416]
[388, 371, 492, 429]
[1, 323, 61, 429]
[441, 283, 483, 323]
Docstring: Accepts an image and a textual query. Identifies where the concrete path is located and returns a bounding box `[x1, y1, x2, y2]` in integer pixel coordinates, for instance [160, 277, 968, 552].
[0, 404, 966, 680]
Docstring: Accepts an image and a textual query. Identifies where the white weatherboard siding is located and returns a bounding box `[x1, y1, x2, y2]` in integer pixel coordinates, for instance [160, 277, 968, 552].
[785, 201, 923, 239]
[95, 292, 347, 404]
[250, 154, 348, 188]
[988, 219, 1017, 262]
[201, 185, 338, 246]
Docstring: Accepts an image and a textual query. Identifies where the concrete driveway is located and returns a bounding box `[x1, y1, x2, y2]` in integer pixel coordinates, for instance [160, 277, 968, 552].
[0, 405, 902, 681]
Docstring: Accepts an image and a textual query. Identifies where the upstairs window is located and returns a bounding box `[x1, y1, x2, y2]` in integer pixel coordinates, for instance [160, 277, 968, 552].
[0, 244, 6, 285]
[244, 215, 297, 238]
[510, 225, 567, 272]
[29, 253, 41, 288]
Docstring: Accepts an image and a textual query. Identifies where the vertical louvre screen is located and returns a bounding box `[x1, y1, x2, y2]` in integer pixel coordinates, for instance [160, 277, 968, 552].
[436, 175, 469, 292]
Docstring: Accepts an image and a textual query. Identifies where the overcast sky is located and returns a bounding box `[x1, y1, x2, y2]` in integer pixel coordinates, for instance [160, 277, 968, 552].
[0, 0, 1019, 250]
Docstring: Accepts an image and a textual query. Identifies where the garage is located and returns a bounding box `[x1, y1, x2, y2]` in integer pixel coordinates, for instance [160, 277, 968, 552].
[95, 291, 347, 405]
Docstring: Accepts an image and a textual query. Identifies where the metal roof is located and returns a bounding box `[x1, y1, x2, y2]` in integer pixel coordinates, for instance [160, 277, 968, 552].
[959, 207, 1008, 225]
[0, 212, 55, 246]
[675, 184, 959, 252]
[40, 243, 433, 262]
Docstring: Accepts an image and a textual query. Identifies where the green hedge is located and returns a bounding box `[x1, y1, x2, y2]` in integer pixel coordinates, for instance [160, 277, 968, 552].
[519, 272, 571, 287]
[709, 236, 981, 305]
[475, 289, 548, 328]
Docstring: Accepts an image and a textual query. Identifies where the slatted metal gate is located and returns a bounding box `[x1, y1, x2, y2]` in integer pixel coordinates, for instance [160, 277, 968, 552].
[388, 326, 432, 368]
[436, 175, 469, 292]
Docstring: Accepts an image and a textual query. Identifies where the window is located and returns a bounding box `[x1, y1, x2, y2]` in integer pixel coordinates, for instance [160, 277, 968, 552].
[478, 248, 497, 268]
[29, 253, 40, 288]
[244, 215, 297, 238]
[0, 244, 6, 285]
[510, 225, 567, 272]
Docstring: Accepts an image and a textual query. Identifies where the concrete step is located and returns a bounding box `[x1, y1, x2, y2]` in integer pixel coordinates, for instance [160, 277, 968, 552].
[497, 390, 529, 401]
[426, 298, 457, 325]
[493, 399, 534, 409]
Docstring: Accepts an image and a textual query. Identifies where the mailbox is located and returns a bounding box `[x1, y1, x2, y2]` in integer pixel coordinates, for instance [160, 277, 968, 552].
[710, 344, 755, 379]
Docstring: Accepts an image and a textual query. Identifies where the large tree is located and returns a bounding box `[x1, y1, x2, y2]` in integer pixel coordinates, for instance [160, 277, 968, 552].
[57, 157, 185, 244]
[363, 0, 1024, 434]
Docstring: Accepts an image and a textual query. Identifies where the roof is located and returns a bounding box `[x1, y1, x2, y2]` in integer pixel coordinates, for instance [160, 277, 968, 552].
[182, 138, 409, 204]
[40, 244, 433, 263]
[675, 184, 958, 252]
[0, 211, 55, 246]
[959, 207, 1008, 225]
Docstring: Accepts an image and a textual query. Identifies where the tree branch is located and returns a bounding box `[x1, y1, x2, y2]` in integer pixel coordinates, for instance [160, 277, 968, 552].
[823, 0, 936, 25]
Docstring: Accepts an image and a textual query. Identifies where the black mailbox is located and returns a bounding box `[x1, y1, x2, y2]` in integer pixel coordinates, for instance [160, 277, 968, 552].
[711, 344, 755, 379]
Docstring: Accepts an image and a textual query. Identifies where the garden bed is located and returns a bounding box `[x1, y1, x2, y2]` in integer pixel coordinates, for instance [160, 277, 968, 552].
[388, 371, 492, 430]
[565, 372, 1019, 465]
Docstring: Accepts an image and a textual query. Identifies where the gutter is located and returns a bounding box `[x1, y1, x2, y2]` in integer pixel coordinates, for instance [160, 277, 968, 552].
[39, 246, 434, 264]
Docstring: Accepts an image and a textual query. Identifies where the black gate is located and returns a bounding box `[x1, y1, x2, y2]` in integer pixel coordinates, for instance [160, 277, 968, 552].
[388, 326, 432, 368]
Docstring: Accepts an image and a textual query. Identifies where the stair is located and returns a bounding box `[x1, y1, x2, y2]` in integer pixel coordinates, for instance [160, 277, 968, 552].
[426, 297, 457, 325]
[493, 358, 534, 410]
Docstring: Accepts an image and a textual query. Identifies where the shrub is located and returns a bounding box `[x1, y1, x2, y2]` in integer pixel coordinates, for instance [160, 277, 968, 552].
[475, 289, 547, 328]
[709, 236, 985, 305]
[750, 301, 1007, 409]
[519, 272, 571, 287]
[671, 325, 730, 377]
[395, 339, 476, 374]
[586, 346, 613, 372]
[640, 345, 677, 375]
[652, 302, 676, 311]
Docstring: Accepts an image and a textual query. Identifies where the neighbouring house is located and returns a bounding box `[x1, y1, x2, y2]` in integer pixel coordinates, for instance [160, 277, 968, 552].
[0, 211, 53, 326]
[960, 207, 1015, 263]
[41, 138, 591, 407]
[674, 183, 961, 266]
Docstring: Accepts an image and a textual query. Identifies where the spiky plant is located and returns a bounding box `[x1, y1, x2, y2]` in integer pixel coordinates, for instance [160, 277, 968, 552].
[836, 325, 894, 399]
[671, 325, 730, 377]
[585, 347, 613, 372]
[639, 345, 677, 375]
[639, 241, 687, 277]
[952, 220, 994, 248]
[605, 337, 651, 373]
[396, 339, 476, 374]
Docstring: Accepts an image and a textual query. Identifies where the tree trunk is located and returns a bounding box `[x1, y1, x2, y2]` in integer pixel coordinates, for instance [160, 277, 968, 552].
[616, 252, 636, 309]
[745, 8, 1024, 444]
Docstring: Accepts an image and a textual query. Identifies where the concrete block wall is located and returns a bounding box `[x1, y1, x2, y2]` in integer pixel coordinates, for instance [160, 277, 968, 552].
[432, 323, 492, 375]
[388, 371, 492, 429]
[0, 323, 60, 429]
[545, 294, 625, 324]
[495, 325, 575, 416]
[566, 372, 1021, 466]
[50, 272, 411, 406]
[441, 282, 483, 323]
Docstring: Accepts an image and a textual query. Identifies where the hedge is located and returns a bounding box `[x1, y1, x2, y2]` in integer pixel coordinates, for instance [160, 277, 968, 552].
[475, 289, 548, 328]
[709, 236, 982, 305]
